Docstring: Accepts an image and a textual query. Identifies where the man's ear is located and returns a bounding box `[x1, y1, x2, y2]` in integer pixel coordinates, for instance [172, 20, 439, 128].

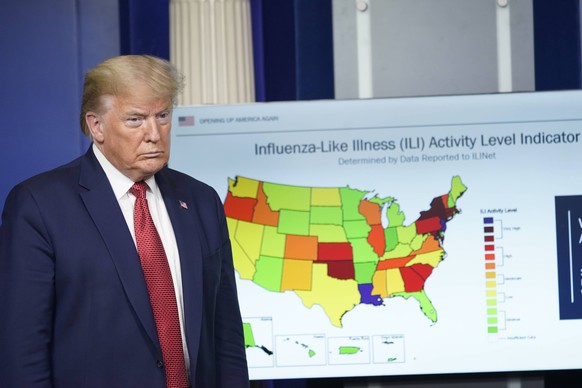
[85, 112, 105, 143]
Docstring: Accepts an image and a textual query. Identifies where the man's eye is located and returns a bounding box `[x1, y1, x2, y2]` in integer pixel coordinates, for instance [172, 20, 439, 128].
[158, 112, 171, 123]
[125, 117, 143, 127]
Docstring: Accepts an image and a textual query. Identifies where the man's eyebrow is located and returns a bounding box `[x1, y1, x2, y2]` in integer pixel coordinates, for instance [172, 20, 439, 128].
[122, 108, 147, 116]
[122, 107, 171, 116]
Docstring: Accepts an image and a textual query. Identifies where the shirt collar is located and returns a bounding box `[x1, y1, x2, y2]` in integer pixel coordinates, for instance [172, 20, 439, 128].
[92, 143, 160, 200]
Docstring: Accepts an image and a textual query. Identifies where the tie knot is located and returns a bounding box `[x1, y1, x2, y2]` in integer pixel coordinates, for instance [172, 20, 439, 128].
[130, 181, 149, 199]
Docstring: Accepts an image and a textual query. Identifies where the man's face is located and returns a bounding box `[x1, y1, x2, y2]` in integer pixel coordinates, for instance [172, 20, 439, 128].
[87, 93, 172, 182]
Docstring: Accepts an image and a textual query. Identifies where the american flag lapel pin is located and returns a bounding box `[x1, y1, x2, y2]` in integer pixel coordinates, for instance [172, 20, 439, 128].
[179, 200, 188, 209]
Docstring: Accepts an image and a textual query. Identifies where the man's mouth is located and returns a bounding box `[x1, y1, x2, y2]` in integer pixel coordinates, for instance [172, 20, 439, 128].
[142, 151, 163, 158]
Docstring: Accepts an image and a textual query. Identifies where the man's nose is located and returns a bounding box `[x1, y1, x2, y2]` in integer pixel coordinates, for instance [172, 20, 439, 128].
[144, 117, 161, 142]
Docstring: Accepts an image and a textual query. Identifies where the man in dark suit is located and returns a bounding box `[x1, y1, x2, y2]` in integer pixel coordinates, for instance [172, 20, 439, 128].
[0, 55, 249, 387]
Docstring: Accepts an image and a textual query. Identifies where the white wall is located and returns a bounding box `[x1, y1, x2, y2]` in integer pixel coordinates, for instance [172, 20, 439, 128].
[333, 0, 535, 99]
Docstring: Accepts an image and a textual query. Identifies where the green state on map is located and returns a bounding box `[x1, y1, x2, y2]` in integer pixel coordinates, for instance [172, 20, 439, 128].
[339, 346, 361, 355]
[243, 322, 273, 356]
[225, 176, 467, 327]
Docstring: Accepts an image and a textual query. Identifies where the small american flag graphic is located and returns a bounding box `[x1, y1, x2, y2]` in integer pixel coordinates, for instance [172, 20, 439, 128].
[178, 115, 195, 126]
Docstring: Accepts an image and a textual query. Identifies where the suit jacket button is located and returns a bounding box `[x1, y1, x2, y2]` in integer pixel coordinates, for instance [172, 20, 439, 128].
[157, 360, 164, 369]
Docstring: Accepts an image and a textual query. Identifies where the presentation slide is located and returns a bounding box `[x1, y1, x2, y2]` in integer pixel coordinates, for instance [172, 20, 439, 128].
[170, 91, 582, 380]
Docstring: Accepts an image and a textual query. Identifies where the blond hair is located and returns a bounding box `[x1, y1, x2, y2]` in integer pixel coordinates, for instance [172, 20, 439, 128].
[80, 55, 184, 136]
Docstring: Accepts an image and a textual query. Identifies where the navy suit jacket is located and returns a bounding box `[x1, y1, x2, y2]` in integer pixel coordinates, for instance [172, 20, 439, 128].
[0, 148, 249, 387]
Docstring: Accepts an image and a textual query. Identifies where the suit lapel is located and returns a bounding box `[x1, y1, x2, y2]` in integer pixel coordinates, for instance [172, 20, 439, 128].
[78, 149, 160, 354]
[156, 170, 204, 371]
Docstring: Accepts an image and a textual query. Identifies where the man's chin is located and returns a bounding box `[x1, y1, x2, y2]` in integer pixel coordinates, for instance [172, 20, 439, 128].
[135, 162, 166, 179]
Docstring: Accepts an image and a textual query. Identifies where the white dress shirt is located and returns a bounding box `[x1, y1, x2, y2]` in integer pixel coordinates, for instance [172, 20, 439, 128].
[92, 144, 190, 375]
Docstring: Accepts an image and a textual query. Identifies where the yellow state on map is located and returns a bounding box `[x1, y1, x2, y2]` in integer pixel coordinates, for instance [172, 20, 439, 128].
[234, 219, 264, 267]
[373, 268, 406, 297]
[386, 268, 406, 295]
[227, 218, 256, 280]
[407, 250, 444, 268]
[381, 243, 413, 260]
[409, 233, 427, 251]
[228, 176, 260, 198]
[396, 223, 417, 244]
[311, 187, 342, 206]
[295, 263, 360, 328]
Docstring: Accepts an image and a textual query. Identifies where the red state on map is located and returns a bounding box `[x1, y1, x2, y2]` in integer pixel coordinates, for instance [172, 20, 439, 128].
[400, 264, 434, 292]
[326, 261, 355, 280]
[415, 217, 442, 235]
[224, 192, 257, 222]
[317, 242, 353, 261]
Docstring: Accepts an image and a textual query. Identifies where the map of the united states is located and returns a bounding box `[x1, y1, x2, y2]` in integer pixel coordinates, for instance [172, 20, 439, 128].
[224, 176, 467, 328]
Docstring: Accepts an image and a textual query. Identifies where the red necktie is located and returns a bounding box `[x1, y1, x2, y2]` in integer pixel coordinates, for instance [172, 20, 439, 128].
[130, 181, 189, 388]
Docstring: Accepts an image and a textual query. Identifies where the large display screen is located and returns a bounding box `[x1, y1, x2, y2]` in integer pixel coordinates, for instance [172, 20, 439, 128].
[170, 91, 582, 380]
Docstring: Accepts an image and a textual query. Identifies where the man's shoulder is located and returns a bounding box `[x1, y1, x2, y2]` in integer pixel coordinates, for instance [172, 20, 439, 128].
[16, 155, 84, 191]
[3, 155, 87, 215]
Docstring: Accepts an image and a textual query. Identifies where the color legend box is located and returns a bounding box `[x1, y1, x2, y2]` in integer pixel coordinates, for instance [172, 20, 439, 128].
[484, 217, 498, 335]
